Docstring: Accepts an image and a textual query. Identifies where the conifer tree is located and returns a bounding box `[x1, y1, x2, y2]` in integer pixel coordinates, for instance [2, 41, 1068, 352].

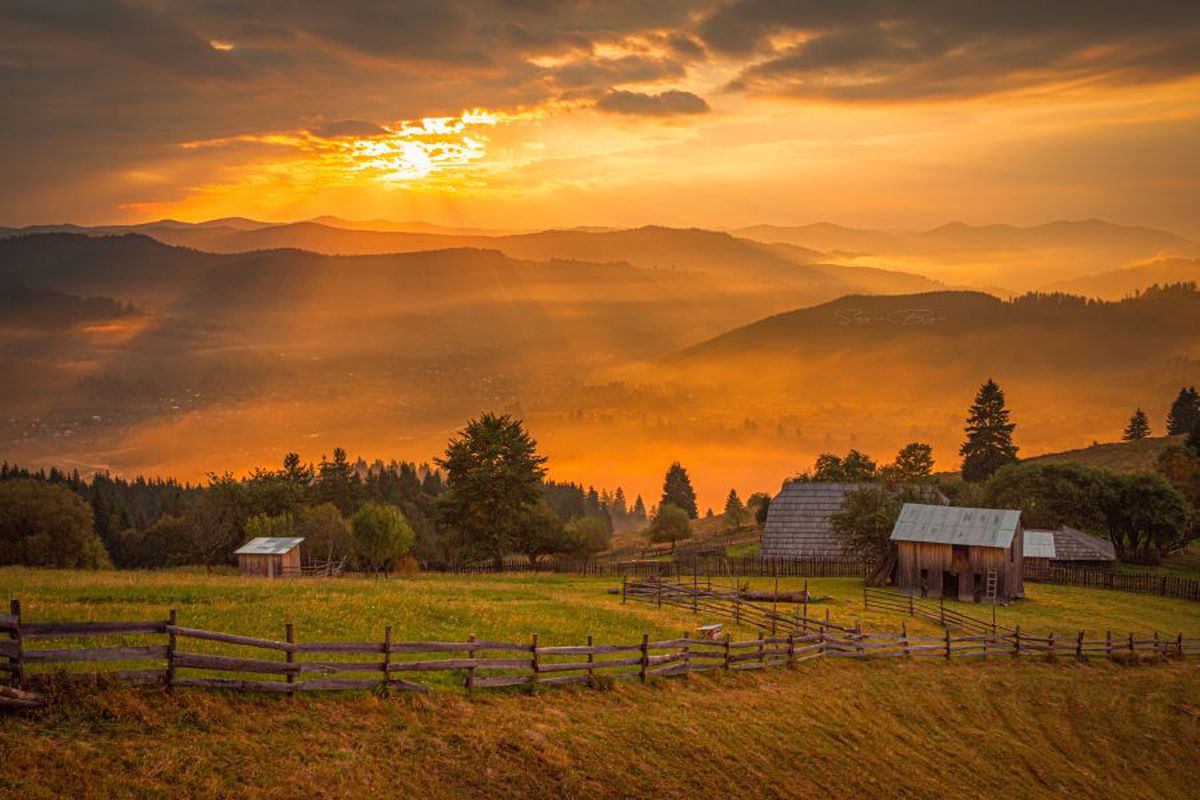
[722, 489, 748, 532]
[659, 462, 698, 519]
[1123, 408, 1151, 441]
[1166, 387, 1200, 435]
[960, 379, 1019, 482]
[632, 494, 647, 522]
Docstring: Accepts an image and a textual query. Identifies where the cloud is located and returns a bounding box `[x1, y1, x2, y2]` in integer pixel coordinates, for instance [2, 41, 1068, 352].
[309, 120, 389, 139]
[595, 89, 710, 116]
[702, 1, 1200, 100]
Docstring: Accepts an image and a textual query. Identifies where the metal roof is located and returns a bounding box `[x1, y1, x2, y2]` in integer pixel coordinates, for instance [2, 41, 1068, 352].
[1023, 530, 1057, 559]
[890, 504, 1020, 548]
[234, 537, 304, 555]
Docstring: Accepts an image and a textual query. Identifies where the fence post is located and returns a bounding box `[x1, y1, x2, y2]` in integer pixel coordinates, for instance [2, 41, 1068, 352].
[734, 597, 741, 626]
[908, 593, 914, 617]
[758, 634, 765, 668]
[1076, 630, 1084, 661]
[1048, 631, 1055, 657]
[8, 599, 21, 686]
[285, 623, 296, 696]
[1153, 631, 1160, 658]
[382, 625, 392, 696]
[1178, 633, 1185, 659]
[939, 595, 945, 627]
[587, 634, 595, 685]
[682, 631, 691, 679]
[902, 621, 909, 658]
[640, 633, 649, 683]
[622, 574, 627, 604]
[657, 579, 662, 610]
[1128, 632, 1134, 656]
[1013, 625, 1021, 658]
[166, 608, 177, 690]
[465, 632, 475, 694]
[532, 633, 540, 687]
[787, 633, 795, 668]
[1105, 629, 1112, 660]
[692, 558, 699, 614]
[724, 633, 731, 672]
[803, 579, 809, 623]
[945, 629, 951, 661]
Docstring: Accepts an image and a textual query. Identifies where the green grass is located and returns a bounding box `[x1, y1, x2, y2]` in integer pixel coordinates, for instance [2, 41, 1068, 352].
[2, 660, 1197, 799]
[2, 568, 1199, 798]
[1113, 542, 1200, 580]
[1024, 433, 1185, 473]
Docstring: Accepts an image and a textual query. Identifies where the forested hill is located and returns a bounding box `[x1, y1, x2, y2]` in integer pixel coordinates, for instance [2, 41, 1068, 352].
[671, 286, 1200, 372]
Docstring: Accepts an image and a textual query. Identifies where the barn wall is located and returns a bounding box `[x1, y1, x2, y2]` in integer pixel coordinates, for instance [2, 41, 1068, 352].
[896, 541, 1022, 602]
[281, 548, 301, 576]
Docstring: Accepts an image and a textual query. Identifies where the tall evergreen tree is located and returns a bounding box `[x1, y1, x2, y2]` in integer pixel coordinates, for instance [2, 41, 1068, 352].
[435, 413, 548, 568]
[612, 487, 628, 520]
[632, 494, 647, 522]
[722, 489, 748, 532]
[1166, 386, 1200, 435]
[659, 462, 698, 519]
[960, 379, 1019, 482]
[1123, 408, 1151, 441]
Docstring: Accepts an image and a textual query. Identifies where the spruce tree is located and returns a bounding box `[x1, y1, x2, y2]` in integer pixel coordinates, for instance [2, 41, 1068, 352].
[659, 462, 698, 519]
[1123, 409, 1151, 441]
[960, 379, 1019, 482]
[1166, 387, 1200, 435]
[722, 489, 748, 532]
[632, 494, 647, 522]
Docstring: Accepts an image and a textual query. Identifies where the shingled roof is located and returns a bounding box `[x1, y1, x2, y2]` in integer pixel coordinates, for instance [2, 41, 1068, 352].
[1051, 526, 1116, 562]
[890, 504, 1021, 548]
[762, 481, 866, 558]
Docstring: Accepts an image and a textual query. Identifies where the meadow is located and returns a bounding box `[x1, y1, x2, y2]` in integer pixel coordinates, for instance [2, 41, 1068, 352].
[2, 568, 1200, 798]
[3, 568, 1198, 648]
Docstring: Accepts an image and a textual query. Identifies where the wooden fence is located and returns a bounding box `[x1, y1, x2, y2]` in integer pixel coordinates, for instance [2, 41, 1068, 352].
[418, 555, 866, 579]
[863, 586, 1014, 636]
[1023, 563, 1200, 602]
[3, 597, 1197, 700]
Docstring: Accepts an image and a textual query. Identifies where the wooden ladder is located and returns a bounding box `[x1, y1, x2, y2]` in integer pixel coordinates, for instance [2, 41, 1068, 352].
[985, 570, 999, 603]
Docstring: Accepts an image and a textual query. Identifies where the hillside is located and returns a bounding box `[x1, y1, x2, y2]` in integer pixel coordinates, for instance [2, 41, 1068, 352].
[734, 220, 1200, 290]
[1045, 257, 1200, 299]
[1024, 435, 1187, 473]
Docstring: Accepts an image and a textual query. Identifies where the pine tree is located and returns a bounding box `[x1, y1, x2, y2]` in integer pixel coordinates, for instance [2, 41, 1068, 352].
[632, 494, 647, 521]
[1166, 386, 1200, 435]
[960, 379, 1019, 482]
[612, 487, 628, 520]
[659, 462, 698, 519]
[1123, 409, 1151, 441]
[722, 489, 748, 532]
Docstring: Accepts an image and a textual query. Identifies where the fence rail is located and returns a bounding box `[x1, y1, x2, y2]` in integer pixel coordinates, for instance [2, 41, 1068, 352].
[418, 555, 866, 579]
[1023, 563, 1200, 602]
[2, 597, 1196, 703]
[863, 586, 1014, 636]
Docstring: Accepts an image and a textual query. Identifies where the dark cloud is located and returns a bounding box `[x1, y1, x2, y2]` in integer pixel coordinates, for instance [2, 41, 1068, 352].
[551, 55, 687, 90]
[702, 1, 1200, 99]
[595, 89, 710, 116]
[308, 120, 388, 139]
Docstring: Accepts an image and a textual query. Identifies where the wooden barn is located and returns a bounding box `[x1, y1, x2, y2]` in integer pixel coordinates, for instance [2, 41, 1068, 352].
[235, 537, 304, 578]
[890, 504, 1023, 603]
[1023, 526, 1117, 570]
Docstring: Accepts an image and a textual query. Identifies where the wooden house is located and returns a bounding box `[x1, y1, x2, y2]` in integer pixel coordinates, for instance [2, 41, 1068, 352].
[235, 537, 304, 578]
[890, 504, 1023, 603]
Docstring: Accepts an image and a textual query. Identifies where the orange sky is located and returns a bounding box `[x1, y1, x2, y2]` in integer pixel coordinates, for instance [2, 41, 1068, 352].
[3, 2, 1199, 237]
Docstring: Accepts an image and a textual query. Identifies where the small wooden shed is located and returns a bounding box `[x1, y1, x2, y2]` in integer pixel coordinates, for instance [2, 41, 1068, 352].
[890, 504, 1023, 603]
[235, 537, 304, 578]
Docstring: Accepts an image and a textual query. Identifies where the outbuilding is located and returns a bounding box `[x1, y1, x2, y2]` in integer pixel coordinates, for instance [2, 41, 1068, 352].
[1023, 526, 1117, 571]
[890, 504, 1023, 603]
[235, 537, 304, 578]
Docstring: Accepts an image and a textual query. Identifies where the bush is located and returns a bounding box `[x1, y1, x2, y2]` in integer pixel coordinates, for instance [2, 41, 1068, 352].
[350, 503, 415, 574]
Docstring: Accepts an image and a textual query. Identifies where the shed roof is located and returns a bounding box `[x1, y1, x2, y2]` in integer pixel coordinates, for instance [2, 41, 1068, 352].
[890, 504, 1021, 548]
[1023, 530, 1057, 559]
[762, 481, 864, 558]
[235, 537, 304, 555]
[1051, 526, 1117, 562]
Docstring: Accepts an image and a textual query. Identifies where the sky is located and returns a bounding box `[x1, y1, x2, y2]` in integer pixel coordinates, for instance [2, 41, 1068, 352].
[2, 1, 1199, 236]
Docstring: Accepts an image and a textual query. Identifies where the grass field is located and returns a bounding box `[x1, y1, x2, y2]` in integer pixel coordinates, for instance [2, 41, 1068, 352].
[3, 568, 1198, 648]
[2, 660, 1197, 799]
[2, 568, 1199, 798]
